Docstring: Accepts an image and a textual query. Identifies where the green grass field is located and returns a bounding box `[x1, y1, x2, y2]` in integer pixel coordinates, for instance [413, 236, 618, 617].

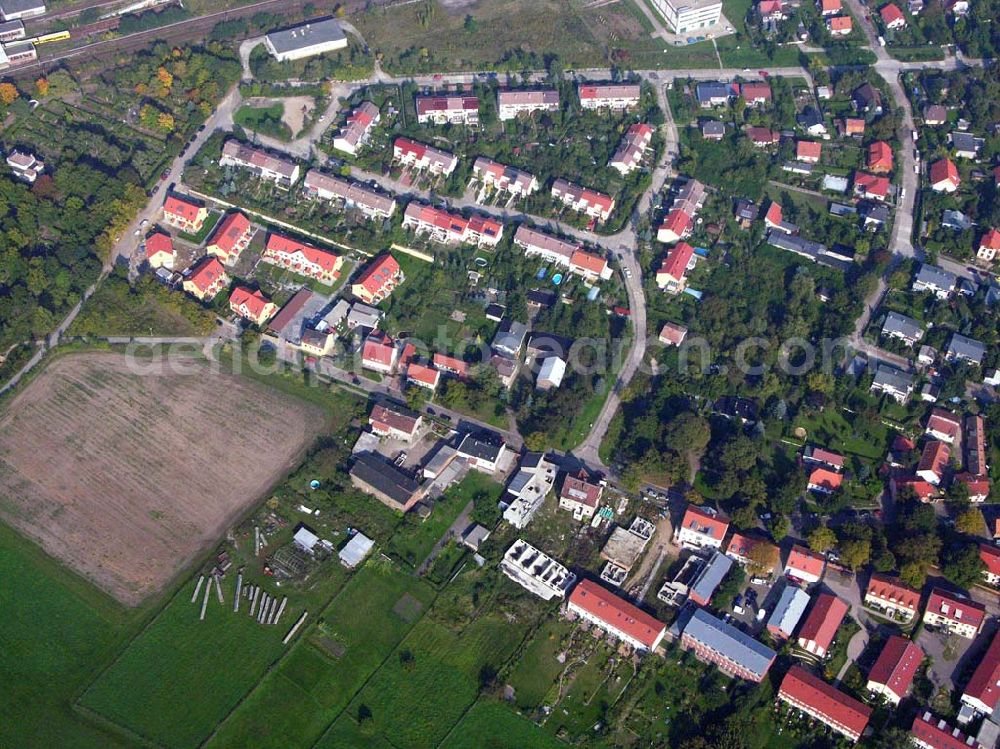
[388, 472, 500, 567]
[439, 701, 567, 749]
[506, 619, 575, 710]
[80, 577, 294, 748]
[0, 522, 137, 749]
[207, 562, 435, 749]
[316, 613, 529, 749]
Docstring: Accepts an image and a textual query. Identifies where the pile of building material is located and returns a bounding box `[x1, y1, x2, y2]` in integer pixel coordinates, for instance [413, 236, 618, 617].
[242, 583, 288, 627]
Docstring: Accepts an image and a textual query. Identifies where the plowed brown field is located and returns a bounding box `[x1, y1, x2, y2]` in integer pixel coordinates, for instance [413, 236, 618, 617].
[0, 352, 325, 606]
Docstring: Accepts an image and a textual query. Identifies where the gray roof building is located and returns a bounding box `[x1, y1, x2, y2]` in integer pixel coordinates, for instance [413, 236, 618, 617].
[767, 585, 811, 638]
[822, 174, 849, 193]
[881, 311, 924, 344]
[681, 608, 777, 681]
[913, 263, 957, 297]
[861, 203, 889, 227]
[492, 320, 528, 356]
[950, 131, 984, 158]
[702, 120, 726, 138]
[338, 531, 374, 568]
[766, 229, 827, 261]
[696, 81, 732, 106]
[947, 333, 986, 365]
[457, 433, 505, 464]
[871, 364, 915, 401]
[942, 209, 973, 231]
[688, 551, 734, 605]
[349, 452, 421, 510]
[264, 18, 348, 62]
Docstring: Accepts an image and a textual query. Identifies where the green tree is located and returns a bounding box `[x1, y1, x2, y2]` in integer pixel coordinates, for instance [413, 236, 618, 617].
[808, 525, 837, 554]
[942, 543, 985, 590]
[840, 538, 871, 571]
[955, 507, 986, 536]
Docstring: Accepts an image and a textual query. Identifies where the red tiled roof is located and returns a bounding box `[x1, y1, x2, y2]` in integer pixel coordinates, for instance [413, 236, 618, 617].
[808, 447, 845, 468]
[820, 0, 842, 10]
[842, 118, 865, 135]
[415, 95, 478, 115]
[957, 473, 990, 499]
[929, 158, 960, 188]
[747, 126, 778, 144]
[925, 588, 985, 629]
[880, 3, 905, 23]
[980, 228, 1000, 251]
[893, 475, 938, 501]
[828, 15, 853, 31]
[854, 172, 890, 197]
[369, 404, 419, 436]
[467, 213, 502, 239]
[659, 208, 692, 238]
[659, 241, 694, 280]
[407, 362, 440, 387]
[893, 434, 916, 452]
[145, 231, 173, 260]
[779, 666, 871, 738]
[187, 256, 226, 292]
[798, 592, 848, 652]
[209, 212, 251, 254]
[980, 544, 1000, 578]
[355, 254, 401, 296]
[764, 200, 782, 225]
[394, 137, 426, 159]
[570, 249, 608, 275]
[568, 579, 665, 649]
[740, 82, 772, 101]
[963, 628, 1000, 712]
[911, 713, 982, 749]
[759, 0, 782, 11]
[808, 467, 843, 492]
[726, 532, 778, 564]
[786, 545, 826, 578]
[362, 331, 396, 367]
[266, 233, 341, 272]
[164, 195, 202, 221]
[866, 573, 920, 612]
[917, 440, 949, 478]
[926, 408, 961, 440]
[868, 635, 922, 699]
[561, 474, 602, 508]
[797, 140, 822, 160]
[867, 141, 893, 172]
[659, 322, 688, 346]
[680, 504, 730, 540]
[228, 286, 272, 320]
[433, 353, 469, 377]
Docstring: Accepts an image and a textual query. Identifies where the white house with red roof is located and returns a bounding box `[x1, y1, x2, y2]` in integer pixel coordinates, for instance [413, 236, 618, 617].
[497, 89, 560, 120]
[657, 208, 693, 244]
[566, 579, 666, 651]
[867, 141, 894, 173]
[956, 473, 990, 503]
[854, 172, 891, 201]
[911, 712, 983, 749]
[740, 81, 772, 106]
[513, 225, 579, 266]
[415, 95, 479, 125]
[393, 137, 458, 176]
[962, 629, 1000, 718]
[182, 256, 230, 301]
[433, 353, 469, 379]
[559, 472, 604, 521]
[923, 588, 985, 639]
[758, 0, 785, 19]
[206, 212, 254, 266]
[656, 241, 695, 294]
[332, 101, 380, 156]
[402, 203, 503, 247]
[929, 158, 961, 193]
[803, 446, 845, 471]
[864, 573, 921, 622]
[577, 83, 641, 111]
[784, 544, 826, 584]
[977, 228, 1000, 263]
[659, 322, 688, 347]
[797, 592, 848, 657]
[916, 440, 950, 486]
[361, 331, 398, 374]
[880, 2, 906, 27]
[228, 286, 277, 326]
[551, 179, 615, 222]
[778, 665, 871, 742]
[569, 249, 612, 281]
[807, 467, 843, 495]
[866, 635, 922, 705]
[406, 362, 441, 391]
[979, 543, 1000, 586]
[797, 140, 822, 164]
[162, 195, 208, 233]
[369, 403, 422, 442]
[818, 0, 842, 13]
[674, 505, 729, 550]
[351, 254, 403, 305]
[763, 200, 786, 230]
[220, 140, 300, 189]
[609, 123, 653, 176]
[725, 532, 778, 572]
[891, 475, 940, 503]
[145, 232, 175, 270]
[827, 14, 853, 34]
[925, 408, 961, 444]
[262, 233, 343, 285]
[472, 157, 539, 197]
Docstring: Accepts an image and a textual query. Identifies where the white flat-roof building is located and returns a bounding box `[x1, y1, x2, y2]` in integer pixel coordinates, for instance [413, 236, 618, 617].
[650, 0, 723, 33]
[502, 453, 558, 529]
[264, 18, 348, 62]
[501, 540, 576, 600]
[0, 0, 45, 22]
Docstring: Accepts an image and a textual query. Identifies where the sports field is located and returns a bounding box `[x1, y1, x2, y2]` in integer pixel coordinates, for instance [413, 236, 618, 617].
[0, 352, 326, 605]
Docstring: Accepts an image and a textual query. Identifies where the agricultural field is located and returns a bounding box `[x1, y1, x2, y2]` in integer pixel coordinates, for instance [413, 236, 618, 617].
[0, 352, 326, 605]
[316, 612, 529, 749]
[80, 575, 293, 749]
[0, 521, 136, 749]
[207, 561, 435, 749]
[439, 700, 567, 749]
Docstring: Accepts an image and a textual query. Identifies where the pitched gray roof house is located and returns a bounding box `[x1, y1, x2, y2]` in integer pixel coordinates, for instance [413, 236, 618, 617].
[871, 364, 915, 401]
[492, 320, 528, 356]
[912, 263, 957, 298]
[767, 229, 826, 260]
[881, 311, 924, 344]
[946, 333, 986, 366]
[264, 18, 347, 62]
[681, 608, 777, 681]
[696, 81, 732, 106]
[688, 551, 734, 604]
[767, 585, 811, 638]
[349, 452, 421, 509]
[950, 131, 984, 159]
[941, 209, 972, 231]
